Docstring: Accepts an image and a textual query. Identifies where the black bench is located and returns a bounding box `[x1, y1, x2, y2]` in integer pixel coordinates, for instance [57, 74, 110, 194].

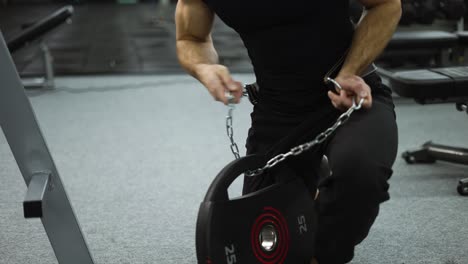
[379, 30, 459, 67]
[455, 31, 468, 64]
[387, 66, 468, 196]
[7, 5, 74, 53]
[5, 5, 73, 89]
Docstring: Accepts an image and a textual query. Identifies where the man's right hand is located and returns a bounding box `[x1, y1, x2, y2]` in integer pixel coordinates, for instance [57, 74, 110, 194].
[194, 64, 244, 105]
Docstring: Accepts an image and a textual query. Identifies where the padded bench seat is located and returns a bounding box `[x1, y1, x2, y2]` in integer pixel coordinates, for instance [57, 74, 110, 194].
[387, 31, 459, 50]
[7, 6, 74, 53]
[389, 66, 468, 104]
[380, 31, 459, 67]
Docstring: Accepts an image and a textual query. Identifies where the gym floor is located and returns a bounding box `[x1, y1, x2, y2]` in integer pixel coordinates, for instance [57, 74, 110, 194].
[0, 74, 467, 264]
[1, 2, 468, 264]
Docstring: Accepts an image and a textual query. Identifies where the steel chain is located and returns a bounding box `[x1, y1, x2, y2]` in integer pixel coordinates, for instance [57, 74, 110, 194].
[225, 81, 364, 177]
[226, 103, 241, 159]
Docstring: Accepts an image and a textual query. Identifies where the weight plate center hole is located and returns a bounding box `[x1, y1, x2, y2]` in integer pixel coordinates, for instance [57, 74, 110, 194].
[259, 224, 278, 252]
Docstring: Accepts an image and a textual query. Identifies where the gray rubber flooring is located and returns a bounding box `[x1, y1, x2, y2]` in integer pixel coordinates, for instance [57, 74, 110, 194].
[1, 74, 468, 264]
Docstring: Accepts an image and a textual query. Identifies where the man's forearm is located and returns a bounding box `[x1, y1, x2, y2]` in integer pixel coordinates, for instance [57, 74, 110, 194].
[176, 38, 219, 78]
[339, 1, 402, 77]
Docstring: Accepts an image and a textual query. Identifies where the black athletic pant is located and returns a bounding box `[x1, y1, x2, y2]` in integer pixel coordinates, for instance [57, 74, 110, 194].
[242, 73, 399, 264]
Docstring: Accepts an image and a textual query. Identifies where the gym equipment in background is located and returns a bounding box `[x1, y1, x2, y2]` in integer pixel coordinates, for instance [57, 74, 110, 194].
[351, 0, 466, 68]
[0, 32, 95, 264]
[380, 66, 468, 196]
[6, 5, 73, 89]
[400, 0, 465, 25]
[352, 0, 466, 26]
[379, 30, 458, 68]
[409, 0, 437, 25]
[438, 0, 466, 21]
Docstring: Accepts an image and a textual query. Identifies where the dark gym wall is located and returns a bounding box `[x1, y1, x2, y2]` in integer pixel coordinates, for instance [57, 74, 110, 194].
[1, 0, 466, 76]
[0, 1, 251, 76]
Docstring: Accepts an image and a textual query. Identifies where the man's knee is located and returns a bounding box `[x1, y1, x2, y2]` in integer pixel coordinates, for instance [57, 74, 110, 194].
[329, 148, 393, 204]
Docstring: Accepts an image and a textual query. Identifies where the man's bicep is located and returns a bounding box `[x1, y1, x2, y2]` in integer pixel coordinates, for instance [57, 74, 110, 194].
[356, 0, 400, 9]
[175, 0, 214, 42]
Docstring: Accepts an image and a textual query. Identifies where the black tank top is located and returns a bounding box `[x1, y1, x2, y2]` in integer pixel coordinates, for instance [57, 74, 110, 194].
[203, 0, 355, 113]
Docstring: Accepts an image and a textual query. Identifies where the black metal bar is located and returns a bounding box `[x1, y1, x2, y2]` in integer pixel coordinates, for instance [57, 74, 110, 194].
[425, 142, 468, 165]
[24, 172, 50, 218]
[7, 6, 74, 53]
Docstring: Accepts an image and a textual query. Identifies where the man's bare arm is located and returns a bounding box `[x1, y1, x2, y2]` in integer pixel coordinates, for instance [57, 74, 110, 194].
[339, 0, 402, 77]
[329, 0, 400, 110]
[175, 0, 243, 104]
[175, 0, 217, 77]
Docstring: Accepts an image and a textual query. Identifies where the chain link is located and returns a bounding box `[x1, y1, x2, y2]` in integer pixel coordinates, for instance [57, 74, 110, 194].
[225, 82, 365, 177]
[226, 95, 241, 159]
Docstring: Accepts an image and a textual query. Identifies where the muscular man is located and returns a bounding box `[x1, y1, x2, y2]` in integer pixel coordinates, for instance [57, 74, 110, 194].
[175, 0, 401, 263]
